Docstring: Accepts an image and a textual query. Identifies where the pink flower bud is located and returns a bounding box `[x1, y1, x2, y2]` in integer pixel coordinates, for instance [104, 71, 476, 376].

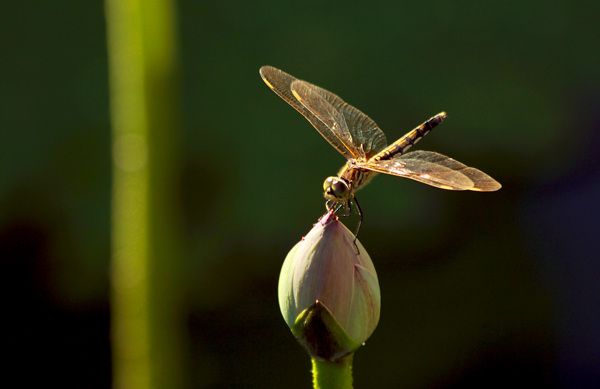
[279, 212, 380, 359]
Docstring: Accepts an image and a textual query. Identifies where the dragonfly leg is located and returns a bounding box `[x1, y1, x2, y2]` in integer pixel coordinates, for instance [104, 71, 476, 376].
[348, 196, 362, 254]
[352, 196, 363, 239]
[327, 199, 346, 215]
[340, 200, 352, 217]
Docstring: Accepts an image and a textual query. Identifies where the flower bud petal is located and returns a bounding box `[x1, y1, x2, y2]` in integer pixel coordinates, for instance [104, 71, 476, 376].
[345, 264, 381, 345]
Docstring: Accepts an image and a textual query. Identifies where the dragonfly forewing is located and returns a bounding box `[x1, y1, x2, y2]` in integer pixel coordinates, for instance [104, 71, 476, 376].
[260, 66, 355, 158]
[260, 66, 388, 161]
[291, 80, 357, 158]
[290, 77, 388, 159]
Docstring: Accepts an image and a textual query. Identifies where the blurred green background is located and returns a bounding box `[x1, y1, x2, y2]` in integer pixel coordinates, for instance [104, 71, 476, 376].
[2, 1, 599, 387]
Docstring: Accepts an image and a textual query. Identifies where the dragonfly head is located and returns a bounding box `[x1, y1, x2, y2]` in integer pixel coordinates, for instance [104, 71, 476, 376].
[323, 176, 351, 202]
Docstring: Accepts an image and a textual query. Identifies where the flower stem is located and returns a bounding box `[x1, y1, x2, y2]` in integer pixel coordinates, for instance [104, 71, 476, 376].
[106, 0, 183, 388]
[312, 354, 354, 389]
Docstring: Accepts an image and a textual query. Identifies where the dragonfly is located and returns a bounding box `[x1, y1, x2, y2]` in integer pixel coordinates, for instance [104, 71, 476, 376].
[259, 66, 501, 233]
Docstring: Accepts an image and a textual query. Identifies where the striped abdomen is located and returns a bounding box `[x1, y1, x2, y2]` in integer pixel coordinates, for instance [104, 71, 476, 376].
[370, 112, 446, 162]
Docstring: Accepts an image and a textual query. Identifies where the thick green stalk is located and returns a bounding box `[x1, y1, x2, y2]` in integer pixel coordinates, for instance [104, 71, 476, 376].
[312, 354, 354, 389]
[106, 1, 183, 389]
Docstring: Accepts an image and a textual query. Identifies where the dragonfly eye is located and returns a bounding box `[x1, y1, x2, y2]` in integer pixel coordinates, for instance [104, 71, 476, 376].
[323, 177, 350, 201]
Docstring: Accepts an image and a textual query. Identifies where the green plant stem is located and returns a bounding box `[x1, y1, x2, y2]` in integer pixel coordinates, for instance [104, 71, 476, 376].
[312, 354, 354, 389]
[106, 1, 183, 389]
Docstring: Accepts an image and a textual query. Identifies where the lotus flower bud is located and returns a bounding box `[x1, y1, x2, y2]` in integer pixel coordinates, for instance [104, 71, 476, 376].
[278, 211, 381, 360]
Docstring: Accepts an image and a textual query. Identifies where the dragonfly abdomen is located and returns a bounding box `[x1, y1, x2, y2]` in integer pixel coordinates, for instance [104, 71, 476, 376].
[371, 112, 447, 162]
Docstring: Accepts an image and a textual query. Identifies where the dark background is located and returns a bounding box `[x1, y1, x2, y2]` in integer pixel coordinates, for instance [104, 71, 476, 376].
[2, 1, 599, 387]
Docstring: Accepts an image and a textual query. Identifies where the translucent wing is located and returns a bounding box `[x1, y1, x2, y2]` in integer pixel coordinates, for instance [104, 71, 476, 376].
[260, 66, 387, 160]
[291, 80, 388, 160]
[361, 150, 502, 191]
[290, 80, 358, 159]
[260, 66, 354, 158]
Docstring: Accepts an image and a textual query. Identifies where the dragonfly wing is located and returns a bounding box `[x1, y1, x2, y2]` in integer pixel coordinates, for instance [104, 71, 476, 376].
[260, 66, 356, 158]
[290, 80, 357, 158]
[292, 79, 388, 159]
[361, 150, 501, 191]
[338, 100, 388, 158]
[260, 66, 387, 159]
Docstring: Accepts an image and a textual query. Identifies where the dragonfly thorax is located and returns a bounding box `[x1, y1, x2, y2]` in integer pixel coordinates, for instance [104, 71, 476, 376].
[323, 176, 351, 202]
